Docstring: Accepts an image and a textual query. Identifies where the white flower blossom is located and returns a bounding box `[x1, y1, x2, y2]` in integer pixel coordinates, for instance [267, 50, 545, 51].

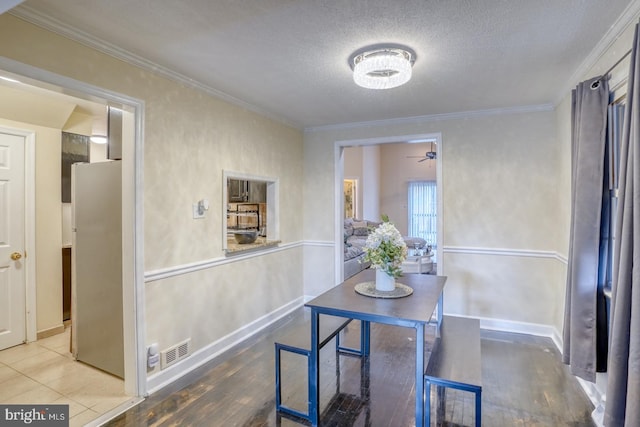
[362, 217, 407, 278]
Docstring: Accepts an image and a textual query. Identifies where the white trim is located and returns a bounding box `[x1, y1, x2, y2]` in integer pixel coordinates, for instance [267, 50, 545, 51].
[306, 104, 554, 133]
[550, 328, 563, 353]
[24, 131, 36, 343]
[435, 136, 444, 275]
[556, 0, 640, 106]
[303, 242, 568, 282]
[145, 241, 302, 283]
[0, 57, 147, 398]
[222, 170, 279, 251]
[333, 132, 444, 282]
[590, 390, 606, 427]
[122, 103, 147, 397]
[443, 245, 567, 264]
[448, 314, 565, 377]
[610, 71, 629, 94]
[9, 5, 300, 131]
[335, 146, 346, 284]
[304, 240, 334, 247]
[146, 296, 304, 394]
[576, 377, 604, 411]
[84, 397, 143, 427]
[469, 314, 561, 340]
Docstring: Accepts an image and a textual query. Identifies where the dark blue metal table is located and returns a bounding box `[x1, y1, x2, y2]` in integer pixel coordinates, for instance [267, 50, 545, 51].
[305, 269, 446, 427]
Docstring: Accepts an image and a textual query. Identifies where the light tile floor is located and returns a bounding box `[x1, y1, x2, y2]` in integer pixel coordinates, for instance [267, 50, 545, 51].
[0, 328, 131, 426]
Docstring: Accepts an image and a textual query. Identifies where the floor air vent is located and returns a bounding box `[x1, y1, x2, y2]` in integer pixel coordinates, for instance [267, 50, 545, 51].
[161, 338, 191, 369]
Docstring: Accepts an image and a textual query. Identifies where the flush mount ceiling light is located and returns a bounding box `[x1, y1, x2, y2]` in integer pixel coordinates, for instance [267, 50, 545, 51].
[351, 46, 415, 90]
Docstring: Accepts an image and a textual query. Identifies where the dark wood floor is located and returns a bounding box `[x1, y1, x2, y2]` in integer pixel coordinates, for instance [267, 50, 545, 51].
[106, 308, 595, 426]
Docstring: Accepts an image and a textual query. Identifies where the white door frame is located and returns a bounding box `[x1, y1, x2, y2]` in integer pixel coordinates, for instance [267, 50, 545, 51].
[0, 57, 147, 397]
[334, 133, 444, 284]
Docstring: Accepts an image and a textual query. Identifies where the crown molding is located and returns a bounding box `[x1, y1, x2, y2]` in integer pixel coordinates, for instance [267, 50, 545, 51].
[555, 0, 640, 106]
[304, 103, 554, 133]
[13, 1, 631, 134]
[9, 5, 301, 130]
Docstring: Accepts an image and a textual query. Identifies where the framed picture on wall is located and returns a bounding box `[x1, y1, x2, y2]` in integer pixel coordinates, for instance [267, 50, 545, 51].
[344, 179, 357, 219]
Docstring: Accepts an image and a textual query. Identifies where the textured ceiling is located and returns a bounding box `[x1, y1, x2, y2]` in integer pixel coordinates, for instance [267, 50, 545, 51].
[9, 0, 637, 129]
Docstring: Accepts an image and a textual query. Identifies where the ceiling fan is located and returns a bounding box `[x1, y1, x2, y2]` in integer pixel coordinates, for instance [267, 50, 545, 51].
[407, 141, 437, 162]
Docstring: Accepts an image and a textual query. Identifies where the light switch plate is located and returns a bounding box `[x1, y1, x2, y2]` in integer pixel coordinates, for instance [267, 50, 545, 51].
[192, 203, 205, 219]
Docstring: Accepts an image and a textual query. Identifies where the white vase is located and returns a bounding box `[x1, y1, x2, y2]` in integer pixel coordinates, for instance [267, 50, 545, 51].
[375, 268, 395, 291]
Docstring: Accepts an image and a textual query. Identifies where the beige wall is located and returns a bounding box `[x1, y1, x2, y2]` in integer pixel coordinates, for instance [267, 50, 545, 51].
[0, 117, 63, 333]
[0, 14, 304, 372]
[304, 109, 564, 329]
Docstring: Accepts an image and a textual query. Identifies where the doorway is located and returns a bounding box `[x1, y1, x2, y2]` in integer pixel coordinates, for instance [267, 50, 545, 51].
[0, 58, 145, 406]
[334, 133, 444, 283]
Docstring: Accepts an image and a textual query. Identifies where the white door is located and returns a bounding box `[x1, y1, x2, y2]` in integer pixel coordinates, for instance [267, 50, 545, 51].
[0, 131, 26, 350]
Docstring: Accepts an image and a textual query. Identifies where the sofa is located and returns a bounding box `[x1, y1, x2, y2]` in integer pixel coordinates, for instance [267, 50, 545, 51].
[344, 218, 427, 279]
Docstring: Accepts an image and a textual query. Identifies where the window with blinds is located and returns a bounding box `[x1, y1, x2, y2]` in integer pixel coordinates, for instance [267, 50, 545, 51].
[407, 181, 437, 246]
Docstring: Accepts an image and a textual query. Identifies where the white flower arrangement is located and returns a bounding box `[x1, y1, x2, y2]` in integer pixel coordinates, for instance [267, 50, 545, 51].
[362, 215, 408, 278]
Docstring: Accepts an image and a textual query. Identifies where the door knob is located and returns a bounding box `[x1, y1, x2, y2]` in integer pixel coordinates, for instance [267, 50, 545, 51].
[10, 252, 22, 261]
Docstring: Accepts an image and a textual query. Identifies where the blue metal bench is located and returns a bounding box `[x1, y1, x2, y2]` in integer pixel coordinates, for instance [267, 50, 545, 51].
[424, 315, 482, 427]
[275, 314, 365, 421]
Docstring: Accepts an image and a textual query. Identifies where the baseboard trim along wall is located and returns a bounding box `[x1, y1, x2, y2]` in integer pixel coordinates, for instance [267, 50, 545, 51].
[449, 313, 561, 342]
[146, 296, 304, 394]
[36, 324, 65, 340]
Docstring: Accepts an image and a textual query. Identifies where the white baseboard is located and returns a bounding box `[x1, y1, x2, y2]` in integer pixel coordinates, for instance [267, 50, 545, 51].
[146, 302, 605, 420]
[577, 377, 604, 412]
[146, 296, 304, 394]
[591, 397, 606, 427]
[457, 314, 561, 340]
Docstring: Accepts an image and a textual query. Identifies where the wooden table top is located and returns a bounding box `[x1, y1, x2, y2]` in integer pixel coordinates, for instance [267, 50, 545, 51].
[305, 269, 446, 326]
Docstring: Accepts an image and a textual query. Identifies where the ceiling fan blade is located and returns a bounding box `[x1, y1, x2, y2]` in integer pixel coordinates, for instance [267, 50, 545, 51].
[418, 158, 428, 162]
[407, 156, 425, 158]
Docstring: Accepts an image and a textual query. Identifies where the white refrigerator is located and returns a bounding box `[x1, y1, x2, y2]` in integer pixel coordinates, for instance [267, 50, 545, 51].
[71, 160, 124, 378]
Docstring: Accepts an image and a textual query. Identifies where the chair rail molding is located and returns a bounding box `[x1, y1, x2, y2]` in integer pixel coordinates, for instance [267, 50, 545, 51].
[442, 245, 567, 264]
[145, 241, 303, 283]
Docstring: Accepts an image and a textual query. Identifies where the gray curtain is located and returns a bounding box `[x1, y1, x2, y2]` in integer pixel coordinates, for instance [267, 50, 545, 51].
[563, 75, 609, 382]
[604, 22, 640, 427]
